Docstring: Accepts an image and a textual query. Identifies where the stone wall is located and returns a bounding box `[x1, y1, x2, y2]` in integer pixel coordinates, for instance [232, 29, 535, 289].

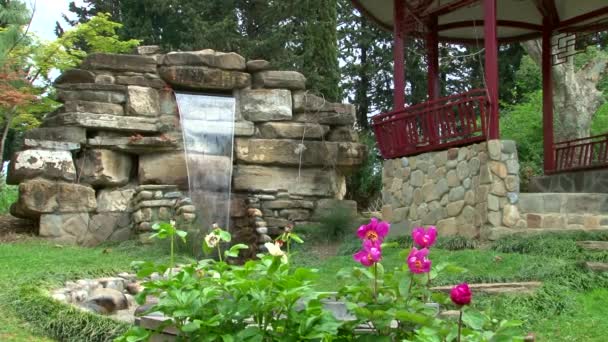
[528, 169, 608, 193]
[381, 140, 524, 238]
[8, 47, 364, 247]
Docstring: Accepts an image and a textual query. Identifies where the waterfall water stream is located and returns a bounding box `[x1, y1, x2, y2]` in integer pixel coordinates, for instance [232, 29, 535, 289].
[175, 93, 235, 233]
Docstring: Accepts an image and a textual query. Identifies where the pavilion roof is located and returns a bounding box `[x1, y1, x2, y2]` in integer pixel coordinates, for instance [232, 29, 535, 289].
[352, 0, 608, 43]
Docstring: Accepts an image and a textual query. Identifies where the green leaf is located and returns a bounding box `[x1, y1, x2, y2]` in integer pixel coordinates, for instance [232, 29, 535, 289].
[221, 335, 235, 342]
[218, 230, 232, 242]
[181, 320, 201, 333]
[398, 275, 412, 297]
[462, 309, 486, 330]
[290, 233, 304, 243]
[225, 244, 249, 258]
[394, 310, 432, 325]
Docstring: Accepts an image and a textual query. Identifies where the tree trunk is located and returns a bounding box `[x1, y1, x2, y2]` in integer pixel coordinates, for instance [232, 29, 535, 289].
[523, 39, 607, 141]
[0, 109, 15, 171]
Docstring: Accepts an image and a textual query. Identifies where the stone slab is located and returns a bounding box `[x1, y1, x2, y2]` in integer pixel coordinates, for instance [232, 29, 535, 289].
[62, 100, 124, 115]
[43, 113, 159, 133]
[82, 53, 157, 73]
[252, 71, 306, 89]
[24, 126, 86, 144]
[23, 139, 81, 151]
[239, 89, 292, 122]
[162, 50, 246, 70]
[257, 122, 329, 139]
[159, 66, 251, 90]
[431, 282, 542, 295]
[86, 135, 179, 154]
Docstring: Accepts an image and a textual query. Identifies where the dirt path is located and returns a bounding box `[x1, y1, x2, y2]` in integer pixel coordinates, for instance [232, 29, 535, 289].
[0, 215, 36, 243]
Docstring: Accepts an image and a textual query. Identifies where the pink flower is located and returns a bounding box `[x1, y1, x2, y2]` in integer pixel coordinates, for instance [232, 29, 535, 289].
[407, 247, 431, 274]
[357, 218, 390, 244]
[353, 240, 382, 267]
[450, 283, 472, 306]
[412, 226, 437, 248]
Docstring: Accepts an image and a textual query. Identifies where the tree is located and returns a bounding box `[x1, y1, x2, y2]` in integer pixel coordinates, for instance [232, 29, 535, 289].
[65, 0, 341, 101]
[523, 39, 608, 140]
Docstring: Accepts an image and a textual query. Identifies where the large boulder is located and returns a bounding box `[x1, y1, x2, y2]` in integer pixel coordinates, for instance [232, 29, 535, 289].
[39, 213, 90, 244]
[138, 152, 231, 191]
[252, 71, 306, 90]
[84, 288, 129, 313]
[7, 150, 76, 184]
[83, 213, 131, 246]
[43, 113, 159, 133]
[233, 165, 340, 197]
[138, 152, 188, 188]
[126, 86, 160, 116]
[56, 84, 127, 104]
[54, 69, 95, 84]
[82, 53, 157, 73]
[162, 50, 246, 70]
[16, 179, 96, 216]
[239, 89, 292, 122]
[77, 149, 133, 187]
[97, 188, 136, 212]
[159, 66, 251, 90]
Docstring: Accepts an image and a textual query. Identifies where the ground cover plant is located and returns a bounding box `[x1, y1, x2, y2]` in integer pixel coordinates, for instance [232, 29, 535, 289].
[119, 221, 522, 341]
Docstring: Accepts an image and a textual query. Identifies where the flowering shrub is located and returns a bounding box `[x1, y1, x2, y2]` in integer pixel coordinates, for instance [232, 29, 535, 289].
[338, 222, 523, 341]
[118, 221, 523, 341]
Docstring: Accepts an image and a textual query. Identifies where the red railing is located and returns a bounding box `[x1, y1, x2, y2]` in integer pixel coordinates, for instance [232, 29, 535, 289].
[553, 133, 608, 172]
[371, 89, 489, 159]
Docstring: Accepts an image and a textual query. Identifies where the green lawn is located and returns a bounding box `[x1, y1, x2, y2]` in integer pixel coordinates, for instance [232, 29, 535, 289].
[2, 233, 608, 341]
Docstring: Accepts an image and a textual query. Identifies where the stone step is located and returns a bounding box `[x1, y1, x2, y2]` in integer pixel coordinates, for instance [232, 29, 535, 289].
[431, 282, 542, 295]
[585, 262, 608, 272]
[519, 193, 608, 215]
[523, 212, 608, 229]
[576, 241, 608, 251]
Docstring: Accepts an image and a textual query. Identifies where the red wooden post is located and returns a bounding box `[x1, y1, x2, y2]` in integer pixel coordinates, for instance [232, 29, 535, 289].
[426, 16, 440, 100]
[426, 16, 439, 144]
[542, 19, 555, 173]
[483, 0, 499, 139]
[393, 0, 406, 110]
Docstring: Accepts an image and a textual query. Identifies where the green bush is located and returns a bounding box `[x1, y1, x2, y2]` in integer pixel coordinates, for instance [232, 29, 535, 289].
[0, 183, 18, 215]
[307, 207, 357, 244]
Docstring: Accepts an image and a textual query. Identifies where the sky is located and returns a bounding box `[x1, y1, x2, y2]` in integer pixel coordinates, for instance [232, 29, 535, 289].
[29, 0, 85, 41]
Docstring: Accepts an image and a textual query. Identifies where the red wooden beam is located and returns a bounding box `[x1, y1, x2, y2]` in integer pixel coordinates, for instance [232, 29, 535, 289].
[558, 6, 608, 29]
[484, 0, 499, 140]
[438, 20, 543, 31]
[542, 18, 555, 173]
[422, 0, 480, 18]
[393, 0, 406, 110]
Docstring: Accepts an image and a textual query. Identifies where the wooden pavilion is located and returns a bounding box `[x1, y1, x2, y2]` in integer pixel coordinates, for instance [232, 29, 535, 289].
[352, 0, 608, 174]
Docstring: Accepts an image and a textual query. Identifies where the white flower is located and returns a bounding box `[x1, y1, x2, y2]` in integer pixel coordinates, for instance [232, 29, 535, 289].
[170, 220, 176, 227]
[205, 233, 220, 248]
[264, 242, 288, 263]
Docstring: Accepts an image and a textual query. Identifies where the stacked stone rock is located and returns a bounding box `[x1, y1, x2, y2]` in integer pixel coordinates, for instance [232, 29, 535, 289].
[131, 185, 196, 242]
[8, 46, 363, 246]
[382, 140, 523, 238]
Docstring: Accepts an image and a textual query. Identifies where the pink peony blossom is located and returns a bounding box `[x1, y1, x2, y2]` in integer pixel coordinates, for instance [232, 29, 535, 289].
[407, 247, 432, 274]
[353, 240, 382, 267]
[357, 218, 390, 243]
[450, 283, 472, 306]
[412, 226, 437, 248]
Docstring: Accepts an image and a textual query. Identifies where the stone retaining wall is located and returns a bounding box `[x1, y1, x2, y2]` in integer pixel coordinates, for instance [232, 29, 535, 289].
[529, 169, 608, 193]
[381, 140, 524, 238]
[8, 47, 363, 248]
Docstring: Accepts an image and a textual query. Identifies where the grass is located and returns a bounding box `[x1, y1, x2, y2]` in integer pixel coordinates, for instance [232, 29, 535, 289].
[3, 231, 608, 341]
[0, 239, 184, 342]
